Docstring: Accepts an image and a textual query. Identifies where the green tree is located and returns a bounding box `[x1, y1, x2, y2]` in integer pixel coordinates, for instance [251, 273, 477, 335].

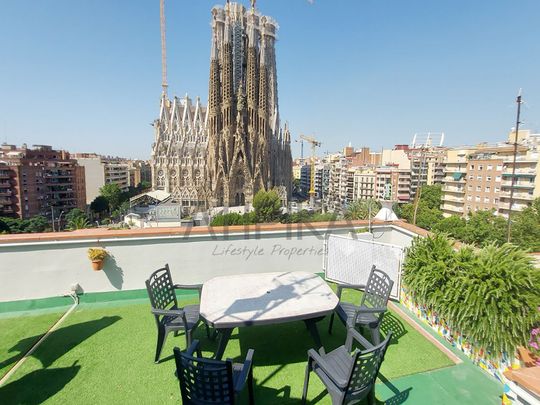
[400, 185, 444, 230]
[418, 184, 443, 209]
[462, 210, 506, 247]
[511, 198, 540, 251]
[65, 208, 88, 224]
[433, 215, 467, 241]
[0, 217, 10, 233]
[400, 201, 443, 230]
[90, 196, 109, 215]
[25, 216, 50, 233]
[344, 199, 381, 220]
[99, 183, 123, 211]
[253, 189, 282, 223]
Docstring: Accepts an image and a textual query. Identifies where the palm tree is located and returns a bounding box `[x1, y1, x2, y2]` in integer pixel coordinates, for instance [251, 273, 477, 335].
[344, 199, 381, 220]
[68, 216, 90, 230]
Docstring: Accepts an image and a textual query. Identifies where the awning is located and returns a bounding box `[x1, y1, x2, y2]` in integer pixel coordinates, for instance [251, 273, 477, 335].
[453, 172, 463, 180]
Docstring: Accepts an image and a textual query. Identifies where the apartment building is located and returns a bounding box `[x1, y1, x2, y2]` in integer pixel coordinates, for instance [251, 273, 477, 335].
[441, 148, 473, 217]
[441, 130, 539, 218]
[375, 166, 411, 202]
[407, 147, 446, 199]
[352, 168, 376, 200]
[326, 155, 349, 211]
[0, 162, 18, 217]
[314, 164, 330, 200]
[497, 131, 539, 217]
[0, 144, 86, 219]
[128, 160, 152, 188]
[464, 153, 504, 214]
[74, 153, 131, 204]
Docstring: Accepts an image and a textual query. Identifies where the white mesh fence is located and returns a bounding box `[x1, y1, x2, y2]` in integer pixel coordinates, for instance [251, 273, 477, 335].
[323, 234, 403, 300]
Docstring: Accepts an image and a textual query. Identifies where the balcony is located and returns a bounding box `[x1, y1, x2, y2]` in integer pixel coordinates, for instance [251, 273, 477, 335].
[0, 223, 505, 403]
[442, 204, 464, 213]
[500, 191, 534, 201]
[442, 195, 464, 203]
[501, 181, 535, 189]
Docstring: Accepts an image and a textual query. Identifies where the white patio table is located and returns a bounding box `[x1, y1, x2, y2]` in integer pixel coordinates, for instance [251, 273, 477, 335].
[200, 271, 339, 360]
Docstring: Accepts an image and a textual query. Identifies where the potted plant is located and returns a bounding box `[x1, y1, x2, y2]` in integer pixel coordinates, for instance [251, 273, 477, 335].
[88, 247, 108, 271]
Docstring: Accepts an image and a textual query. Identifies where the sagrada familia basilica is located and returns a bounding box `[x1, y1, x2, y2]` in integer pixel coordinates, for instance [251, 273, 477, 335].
[151, 1, 292, 213]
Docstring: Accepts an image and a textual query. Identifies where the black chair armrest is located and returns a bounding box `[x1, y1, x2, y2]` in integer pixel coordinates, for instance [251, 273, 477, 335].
[151, 308, 185, 317]
[356, 306, 387, 314]
[307, 349, 348, 388]
[185, 340, 202, 358]
[345, 327, 374, 351]
[234, 349, 255, 392]
[173, 284, 203, 290]
[151, 308, 188, 327]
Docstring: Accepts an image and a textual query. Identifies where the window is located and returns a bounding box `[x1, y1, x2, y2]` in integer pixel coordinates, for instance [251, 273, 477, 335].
[495, 176, 501, 182]
[479, 165, 483, 170]
[496, 165, 502, 171]
[485, 186, 490, 192]
[468, 185, 473, 191]
[470, 165, 475, 170]
[484, 197, 490, 203]
[495, 187, 500, 193]
[469, 175, 474, 180]
[477, 175, 482, 181]
[476, 185, 481, 191]
[486, 176, 492, 181]
[467, 195, 472, 201]
[494, 198, 499, 204]
[475, 196, 480, 202]
[487, 165, 493, 170]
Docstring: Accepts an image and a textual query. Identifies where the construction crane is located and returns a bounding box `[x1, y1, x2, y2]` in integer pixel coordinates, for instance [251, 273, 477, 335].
[159, 0, 168, 97]
[300, 134, 321, 207]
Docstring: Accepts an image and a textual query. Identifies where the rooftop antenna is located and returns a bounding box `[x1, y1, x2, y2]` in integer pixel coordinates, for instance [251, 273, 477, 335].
[506, 89, 523, 243]
[159, 0, 168, 97]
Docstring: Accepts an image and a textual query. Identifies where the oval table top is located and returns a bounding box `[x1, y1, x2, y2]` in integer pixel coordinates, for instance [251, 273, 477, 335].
[200, 271, 339, 328]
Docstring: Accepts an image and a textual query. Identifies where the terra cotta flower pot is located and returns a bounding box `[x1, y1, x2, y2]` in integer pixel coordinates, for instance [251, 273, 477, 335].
[91, 260, 104, 271]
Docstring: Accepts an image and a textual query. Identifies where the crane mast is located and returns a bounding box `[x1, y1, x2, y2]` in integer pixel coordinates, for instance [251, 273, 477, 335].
[160, 0, 168, 96]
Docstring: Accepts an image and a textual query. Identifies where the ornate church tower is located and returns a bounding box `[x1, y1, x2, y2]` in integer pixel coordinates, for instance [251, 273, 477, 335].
[151, 1, 291, 214]
[206, 1, 292, 208]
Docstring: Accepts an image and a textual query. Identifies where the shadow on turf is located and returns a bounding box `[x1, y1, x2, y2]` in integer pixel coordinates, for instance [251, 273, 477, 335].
[0, 362, 81, 404]
[0, 316, 121, 370]
[309, 373, 412, 405]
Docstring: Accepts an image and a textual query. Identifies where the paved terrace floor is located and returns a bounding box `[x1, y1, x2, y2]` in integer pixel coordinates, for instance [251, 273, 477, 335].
[0, 287, 502, 404]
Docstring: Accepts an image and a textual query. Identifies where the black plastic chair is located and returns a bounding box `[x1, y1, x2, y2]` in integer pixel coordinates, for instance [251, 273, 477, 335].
[174, 340, 255, 404]
[328, 266, 394, 345]
[145, 264, 207, 363]
[302, 328, 392, 405]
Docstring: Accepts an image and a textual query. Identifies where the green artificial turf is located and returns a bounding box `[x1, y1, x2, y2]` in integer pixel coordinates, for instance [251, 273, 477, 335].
[0, 308, 68, 378]
[0, 288, 455, 404]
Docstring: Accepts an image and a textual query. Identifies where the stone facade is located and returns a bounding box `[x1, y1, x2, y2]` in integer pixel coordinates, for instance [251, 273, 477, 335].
[151, 2, 292, 213]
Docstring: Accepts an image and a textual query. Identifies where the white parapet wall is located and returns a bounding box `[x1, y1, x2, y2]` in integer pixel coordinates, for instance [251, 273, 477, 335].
[0, 222, 418, 303]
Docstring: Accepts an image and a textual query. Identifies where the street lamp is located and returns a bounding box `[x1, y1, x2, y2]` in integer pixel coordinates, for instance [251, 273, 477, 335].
[57, 211, 65, 231]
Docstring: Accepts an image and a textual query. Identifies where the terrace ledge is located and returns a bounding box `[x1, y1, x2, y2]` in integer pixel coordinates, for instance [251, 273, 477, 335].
[0, 220, 427, 244]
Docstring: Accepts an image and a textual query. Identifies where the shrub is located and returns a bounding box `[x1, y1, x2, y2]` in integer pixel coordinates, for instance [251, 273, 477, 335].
[402, 234, 458, 307]
[210, 212, 255, 226]
[439, 243, 540, 354]
[404, 235, 540, 355]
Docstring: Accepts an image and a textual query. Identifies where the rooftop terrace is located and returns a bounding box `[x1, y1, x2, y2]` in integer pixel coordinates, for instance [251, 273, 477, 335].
[0, 221, 505, 403]
[0, 287, 503, 404]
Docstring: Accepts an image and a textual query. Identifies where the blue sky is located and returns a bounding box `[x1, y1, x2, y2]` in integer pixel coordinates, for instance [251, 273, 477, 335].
[1, 0, 539, 159]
